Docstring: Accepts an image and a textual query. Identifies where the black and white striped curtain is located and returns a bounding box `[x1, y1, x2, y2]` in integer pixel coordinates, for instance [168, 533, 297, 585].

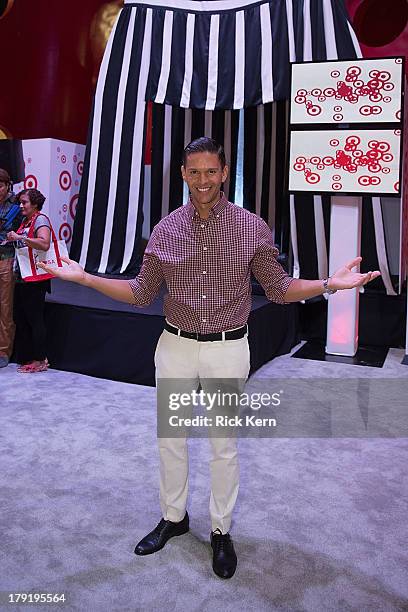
[149, 105, 240, 231]
[70, 0, 394, 291]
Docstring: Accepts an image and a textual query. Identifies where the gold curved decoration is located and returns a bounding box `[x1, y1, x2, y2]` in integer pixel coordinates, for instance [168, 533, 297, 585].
[0, 125, 13, 139]
[89, 1, 123, 85]
[0, 0, 14, 20]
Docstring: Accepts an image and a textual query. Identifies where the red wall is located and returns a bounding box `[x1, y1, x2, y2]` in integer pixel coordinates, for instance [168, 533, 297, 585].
[346, 0, 408, 74]
[0, 0, 116, 143]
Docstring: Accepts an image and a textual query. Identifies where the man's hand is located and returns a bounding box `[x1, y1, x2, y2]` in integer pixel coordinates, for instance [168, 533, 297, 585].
[37, 256, 136, 303]
[37, 256, 86, 284]
[283, 256, 381, 302]
[6, 231, 20, 241]
[329, 257, 381, 291]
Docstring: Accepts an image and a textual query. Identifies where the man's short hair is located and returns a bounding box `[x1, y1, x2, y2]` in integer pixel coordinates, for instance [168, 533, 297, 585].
[17, 188, 46, 211]
[182, 137, 226, 169]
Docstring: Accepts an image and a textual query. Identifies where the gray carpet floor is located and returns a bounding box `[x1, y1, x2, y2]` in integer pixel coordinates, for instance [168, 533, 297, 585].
[1, 345, 407, 612]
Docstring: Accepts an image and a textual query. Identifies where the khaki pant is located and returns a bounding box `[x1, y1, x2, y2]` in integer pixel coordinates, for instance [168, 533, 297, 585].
[0, 258, 15, 358]
[155, 328, 250, 533]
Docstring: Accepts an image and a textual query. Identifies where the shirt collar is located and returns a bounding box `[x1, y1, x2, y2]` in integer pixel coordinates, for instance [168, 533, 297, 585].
[186, 192, 229, 222]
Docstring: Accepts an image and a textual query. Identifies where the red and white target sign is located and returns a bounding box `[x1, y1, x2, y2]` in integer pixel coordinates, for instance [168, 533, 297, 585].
[290, 57, 404, 124]
[289, 129, 401, 195]
[24, 174, 38, 189]
[59, 223, 72, 242]
[59, 171, 72, 191]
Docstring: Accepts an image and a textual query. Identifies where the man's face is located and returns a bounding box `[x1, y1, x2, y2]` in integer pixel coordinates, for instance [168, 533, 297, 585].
[181, 152, 228, 208]
[0, 181, 9, 204]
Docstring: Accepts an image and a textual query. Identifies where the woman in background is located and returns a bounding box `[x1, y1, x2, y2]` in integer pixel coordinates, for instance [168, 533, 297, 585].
[7, 189, 51, 373]
[0, 168, 22, 368]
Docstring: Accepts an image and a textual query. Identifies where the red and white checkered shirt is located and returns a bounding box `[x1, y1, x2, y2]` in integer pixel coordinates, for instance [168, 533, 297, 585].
[129, 194, 293, 333]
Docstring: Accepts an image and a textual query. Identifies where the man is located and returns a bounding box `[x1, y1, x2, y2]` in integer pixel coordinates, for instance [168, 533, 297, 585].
[0, 168, 21, 367]
[39, 137, 380, 578]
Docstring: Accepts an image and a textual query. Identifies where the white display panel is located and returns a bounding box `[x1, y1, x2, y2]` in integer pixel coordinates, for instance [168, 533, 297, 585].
[289, 129, 401, 195]
[12, 139, 85, 249]
[290, 57, 404, 125]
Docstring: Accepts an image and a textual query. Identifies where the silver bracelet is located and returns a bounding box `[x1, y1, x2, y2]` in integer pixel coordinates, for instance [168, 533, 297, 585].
[322, 277, 337, 295]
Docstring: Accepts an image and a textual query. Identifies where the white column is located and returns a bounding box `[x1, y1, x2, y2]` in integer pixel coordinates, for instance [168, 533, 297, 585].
[326, 196, 362, 356]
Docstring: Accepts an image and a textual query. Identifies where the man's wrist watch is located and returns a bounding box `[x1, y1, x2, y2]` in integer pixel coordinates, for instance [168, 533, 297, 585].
[322, 277, 337, 295]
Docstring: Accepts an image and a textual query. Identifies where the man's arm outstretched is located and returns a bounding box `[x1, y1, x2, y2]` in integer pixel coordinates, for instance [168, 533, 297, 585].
[38, 250, 164, 307]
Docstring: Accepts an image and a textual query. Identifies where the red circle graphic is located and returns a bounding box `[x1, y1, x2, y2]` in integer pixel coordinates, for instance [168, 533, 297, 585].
[59, 223, 72, 242]
[24, 174, 38, 189]
[59, 171, 72, 191]
[305, 173, 320, 184]
[69, 194, 79, 220]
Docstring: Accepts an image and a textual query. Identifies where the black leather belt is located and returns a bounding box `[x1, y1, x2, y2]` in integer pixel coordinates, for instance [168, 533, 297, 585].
[164, 321, 247, 342]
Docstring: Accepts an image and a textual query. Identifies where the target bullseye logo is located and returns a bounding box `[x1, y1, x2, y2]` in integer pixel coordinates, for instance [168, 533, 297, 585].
[307, 105, 322, 116]
[59, 171, 72, 191]
[358, 175, 381, 186]
[69, 194, 79, 220]
[24, 175, 38, 189]
[77, 161, 84, 175]
[59, 223, 72, 242]
[305, 173, 320, 184]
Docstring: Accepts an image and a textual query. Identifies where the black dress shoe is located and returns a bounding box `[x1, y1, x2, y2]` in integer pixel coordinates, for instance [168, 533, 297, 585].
[134, 512, 189, 555]
[210, 529, 237, 578]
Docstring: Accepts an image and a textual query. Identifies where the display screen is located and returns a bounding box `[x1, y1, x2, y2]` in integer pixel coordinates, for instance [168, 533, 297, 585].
[290, 57, 404, 125]
[288, 129, 401, 195]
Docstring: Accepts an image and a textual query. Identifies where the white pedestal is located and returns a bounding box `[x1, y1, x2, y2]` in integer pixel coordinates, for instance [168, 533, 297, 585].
[326, 196, 362, 357]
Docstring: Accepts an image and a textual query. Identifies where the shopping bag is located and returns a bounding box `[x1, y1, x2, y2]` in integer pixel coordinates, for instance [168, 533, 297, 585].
[15, 213, 69, 282]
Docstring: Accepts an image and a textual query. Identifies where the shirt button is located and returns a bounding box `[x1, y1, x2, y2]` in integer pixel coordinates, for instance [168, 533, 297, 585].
[203, 246, 207, 251]
[202, 319, 206, 323]
[216, 215, 219, 218]
[202, 295, 206, 299]
[202, 271, 207, 275]
[200, 224, 205, 228]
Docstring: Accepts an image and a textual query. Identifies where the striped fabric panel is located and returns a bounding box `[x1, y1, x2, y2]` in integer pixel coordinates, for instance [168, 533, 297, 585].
[142, 0, 361, 109]
[71, 0, 382, 277]
[72, 7, 153, 274]
[71, 7, 125, 271]
[239, 99, 293, 252]
[150, 105, 240, 232]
